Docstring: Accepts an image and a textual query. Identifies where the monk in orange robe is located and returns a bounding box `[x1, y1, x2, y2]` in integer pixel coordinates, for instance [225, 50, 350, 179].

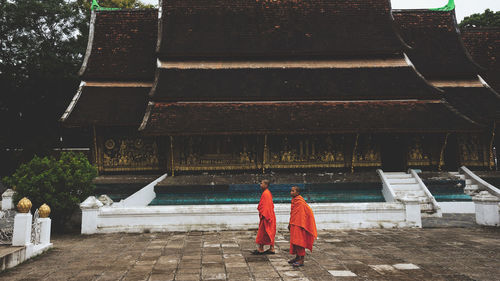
[288, 185, 317, 267]
[253, 179, 276, 254]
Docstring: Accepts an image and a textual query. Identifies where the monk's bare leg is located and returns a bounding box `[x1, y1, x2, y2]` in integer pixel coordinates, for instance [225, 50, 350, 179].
[288, 244, 300, 263]
[296, 255, 305, 265]
[292, 246, 306, 266]
[268, 244, 275, 253]
[258, 244, 265, 253]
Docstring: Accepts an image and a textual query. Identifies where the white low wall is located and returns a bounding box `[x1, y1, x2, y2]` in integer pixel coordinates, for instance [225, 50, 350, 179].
[83, 201, 421, 233]
[5, 214, 53, 271]
[439, 202, 475, 214]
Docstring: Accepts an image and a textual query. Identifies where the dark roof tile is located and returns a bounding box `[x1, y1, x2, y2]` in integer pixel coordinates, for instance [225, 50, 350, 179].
[62, 84, 150, 126]
[80, 9, 158, 81]
[461, 28, 500, 92]
[393, 10, 481, 80]
[139, 100, 481, 135]
[443, 87, 500, 124]
[158, 0, 403, 58]
[152, 64, 440, 101]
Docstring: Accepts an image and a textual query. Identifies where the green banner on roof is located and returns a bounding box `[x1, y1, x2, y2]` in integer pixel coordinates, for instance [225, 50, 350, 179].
[429, 0, 455, 11]
[91, 0, 120, 11]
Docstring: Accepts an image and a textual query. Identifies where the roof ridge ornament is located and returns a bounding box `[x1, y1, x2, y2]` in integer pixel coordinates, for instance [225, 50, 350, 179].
[91, 0, 120, 11]
[429, 0, 455, 11]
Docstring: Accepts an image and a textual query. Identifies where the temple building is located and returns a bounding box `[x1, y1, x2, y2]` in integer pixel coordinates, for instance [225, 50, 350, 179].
[393, 9, 500, 169]
[61, 0, 500, 175]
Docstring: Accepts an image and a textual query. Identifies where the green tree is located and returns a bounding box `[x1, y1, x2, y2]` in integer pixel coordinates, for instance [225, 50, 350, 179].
[3, 152, 98, 231]
[0, 0, 154, 176]
[0, 0, 85, 160]
[459, 9, 500, 28]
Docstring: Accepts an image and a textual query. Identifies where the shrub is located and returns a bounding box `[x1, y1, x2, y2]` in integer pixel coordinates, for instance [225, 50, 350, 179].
[3, 152, 97, 231]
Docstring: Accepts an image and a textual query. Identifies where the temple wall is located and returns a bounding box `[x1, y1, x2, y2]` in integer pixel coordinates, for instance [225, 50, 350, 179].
[87, 202, 420, 233]
[92, 127, 166, 173]
[92, 129, 495, 174]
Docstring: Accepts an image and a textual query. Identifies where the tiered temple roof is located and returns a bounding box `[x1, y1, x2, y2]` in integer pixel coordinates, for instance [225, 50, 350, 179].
[461, 28, 500, 93]
[63, 0, 495, 135]
[393, 10, 500, 126]
[61, 82, 151, 126]
[151, 60, 439, 101]
[393, 10, 481, 80]
[139, 0, 479, 135]
[61, 9, 157, 126]
[140, 100, 479, 135]
[157, 0, 403, 58]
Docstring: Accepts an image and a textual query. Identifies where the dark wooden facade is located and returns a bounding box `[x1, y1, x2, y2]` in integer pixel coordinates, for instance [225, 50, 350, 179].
[61, 1, 499, 174]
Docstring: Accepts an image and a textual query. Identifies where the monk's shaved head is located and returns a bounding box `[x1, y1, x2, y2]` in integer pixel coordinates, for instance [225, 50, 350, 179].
[292, 185, 301, 194]
[260, 179, 270, 191]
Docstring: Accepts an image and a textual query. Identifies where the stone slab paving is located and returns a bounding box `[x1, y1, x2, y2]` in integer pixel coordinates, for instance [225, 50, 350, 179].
[0, 227, 499, 281]
[422, 214, 477, 228]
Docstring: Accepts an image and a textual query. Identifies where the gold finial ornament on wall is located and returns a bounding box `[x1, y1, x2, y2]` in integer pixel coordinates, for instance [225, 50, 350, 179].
[38, 204, 51, 218]
[17, 197, 32, 213]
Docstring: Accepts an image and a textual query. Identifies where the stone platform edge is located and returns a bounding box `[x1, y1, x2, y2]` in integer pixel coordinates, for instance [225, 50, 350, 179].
[82, 201, 422, 234]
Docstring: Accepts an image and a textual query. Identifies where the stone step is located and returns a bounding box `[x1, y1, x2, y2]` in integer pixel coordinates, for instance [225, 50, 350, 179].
[467, 184, 479, 190]
[464, 184, 480, 195]
[466, 179, 473, 185]
[391, 183, 421, 191]
[384, 173, 412, 179]
[395, 190, 426, 198]
[0, 246, 25, 271]
[387, 178, 417, 184]
[464, 184, 479, 192]
[449, 172, 466, 180]
[418, 197, 431, 203]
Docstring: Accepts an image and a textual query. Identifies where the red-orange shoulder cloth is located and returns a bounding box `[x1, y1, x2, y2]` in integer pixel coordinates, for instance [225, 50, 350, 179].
[256, 189, 276, 245]
[289, 195, 317, 251]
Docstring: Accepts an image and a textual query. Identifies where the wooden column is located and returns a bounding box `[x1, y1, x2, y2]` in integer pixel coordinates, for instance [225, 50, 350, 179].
[351, 133, 359, 173]
[438, 133, 449, 171]
[169, 136, 175, 176]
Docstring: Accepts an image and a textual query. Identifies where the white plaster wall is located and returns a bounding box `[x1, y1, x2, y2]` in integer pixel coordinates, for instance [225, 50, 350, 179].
[439, 202, 475, 214]
[93, 202, 414, 233]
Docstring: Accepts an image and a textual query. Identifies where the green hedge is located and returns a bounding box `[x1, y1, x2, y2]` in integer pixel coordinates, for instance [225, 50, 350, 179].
[3, 152, 97, 231]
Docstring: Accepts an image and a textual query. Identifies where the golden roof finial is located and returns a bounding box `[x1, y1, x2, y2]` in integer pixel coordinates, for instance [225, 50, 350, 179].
[17, 197, 32, 213]
[39, 204, 51, 218]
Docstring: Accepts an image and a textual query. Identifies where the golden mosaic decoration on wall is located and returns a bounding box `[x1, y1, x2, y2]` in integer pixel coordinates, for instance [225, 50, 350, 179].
[99, 137, 161, 172]
[458, 134, 492, 167]
[407, 135, 439, 167]
[173, 136, 261, 171]
[266, 135, 346, 169]
[352, 134, 381, 167]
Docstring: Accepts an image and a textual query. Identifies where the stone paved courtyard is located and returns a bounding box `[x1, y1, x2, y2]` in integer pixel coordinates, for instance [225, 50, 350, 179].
[1, 222, 499, 281]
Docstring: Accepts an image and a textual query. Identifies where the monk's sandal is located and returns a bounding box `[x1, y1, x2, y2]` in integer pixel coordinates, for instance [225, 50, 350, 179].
[251, 250, 265, 255]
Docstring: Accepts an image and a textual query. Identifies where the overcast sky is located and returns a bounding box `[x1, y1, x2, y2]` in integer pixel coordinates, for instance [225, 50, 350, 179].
[392, 0, 499, 21]
[141, 0, 499, 22]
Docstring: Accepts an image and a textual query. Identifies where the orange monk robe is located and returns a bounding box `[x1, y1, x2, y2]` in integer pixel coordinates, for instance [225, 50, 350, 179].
[289, 195, 317, 252]
[256, 189, 276, 245]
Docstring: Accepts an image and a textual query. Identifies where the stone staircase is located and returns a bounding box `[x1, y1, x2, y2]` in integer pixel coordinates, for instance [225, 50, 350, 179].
[378, 170, 442, 217]
[453, 166, 500, 210]
[449, 171, 477, 195]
